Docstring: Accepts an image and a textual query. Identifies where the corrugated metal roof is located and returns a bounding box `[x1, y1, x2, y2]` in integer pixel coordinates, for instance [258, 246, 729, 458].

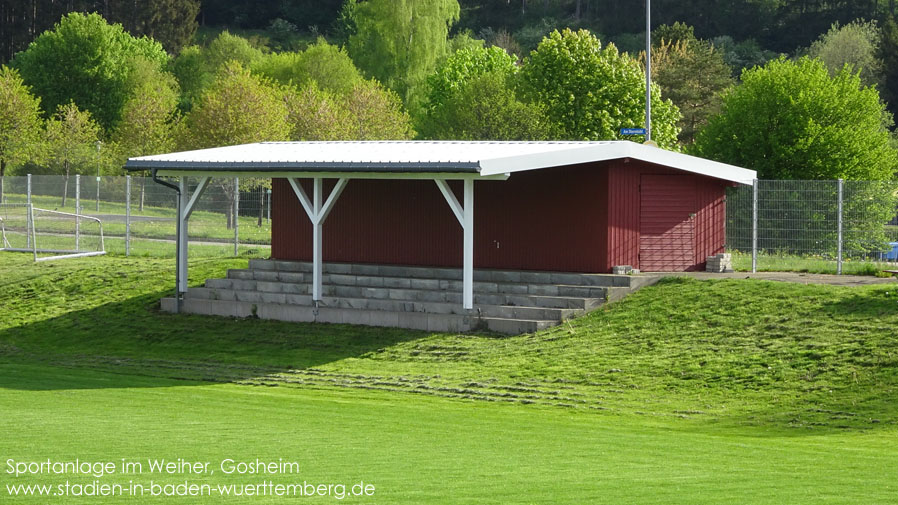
[126, 140, 756, 184]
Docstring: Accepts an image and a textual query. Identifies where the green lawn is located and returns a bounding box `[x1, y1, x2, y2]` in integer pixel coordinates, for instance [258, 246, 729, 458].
[1, 254, 897, 503]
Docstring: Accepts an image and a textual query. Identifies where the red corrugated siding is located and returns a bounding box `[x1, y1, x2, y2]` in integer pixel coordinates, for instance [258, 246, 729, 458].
[604, 160, 729, 272]
[639, 174, 697, 271]
[271, 163, 610, 272]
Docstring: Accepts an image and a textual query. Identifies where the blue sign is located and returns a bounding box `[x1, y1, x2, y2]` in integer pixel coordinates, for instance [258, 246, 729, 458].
[620, 128, 647, 135]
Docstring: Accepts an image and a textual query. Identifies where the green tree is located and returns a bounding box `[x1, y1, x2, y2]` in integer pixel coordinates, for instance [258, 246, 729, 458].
[184, 61, 290, 229]
[0, 66, 43, 202]
[423, 46, 517, 116]
[346, 0, 460, 107]
[807, 20, 883, 89]
[652, 22, 696, 45]
[425, 71, 555, 140]
[342, 80, 415, 140]
[253, 38, 364, 95]
[44, 102, 102, 207]
[649, 39, 734, 144]
[112, 61, 180, 211]
[284, 82, 352, 141]
[694, 57, 897, 181]
[10, 12, 169, 132]
[108, 0, 200, 54]
[879, 15, 898, 117]
[520, 28, 680, 148]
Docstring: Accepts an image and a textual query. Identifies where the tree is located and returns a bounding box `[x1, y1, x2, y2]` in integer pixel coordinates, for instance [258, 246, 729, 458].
[44, 102, 102, 207]
[253, 38, 364, 95]
[694, 57, 897, 181]
[284, 82, 352, 141]
[108, 0, 200, 54]
[113, 61, 180, 211]
[0, 66, 43, 203]
[184, 61, 290, 228]
[879, 15, 898, 117]
[649, 39, 734, 144]
[424, 71, 555, 140]
[346, 0, 460, 107]
[423, 46, 517, 116]
[10, 12, 169, 132]
[807, 20, 883, 89]
[343, 80, 415, 140]
[519, 29, 680, 148]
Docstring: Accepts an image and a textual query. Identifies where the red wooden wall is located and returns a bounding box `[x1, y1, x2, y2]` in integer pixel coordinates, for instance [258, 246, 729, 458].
[270, 159, 729, 273]
[271, 162, 609, 272]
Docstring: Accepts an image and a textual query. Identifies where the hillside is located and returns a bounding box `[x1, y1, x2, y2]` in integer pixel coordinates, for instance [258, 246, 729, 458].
[1, 254, 896, 431]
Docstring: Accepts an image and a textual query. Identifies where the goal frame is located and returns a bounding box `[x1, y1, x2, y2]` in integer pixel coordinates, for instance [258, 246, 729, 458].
[0, 203, 106, 262]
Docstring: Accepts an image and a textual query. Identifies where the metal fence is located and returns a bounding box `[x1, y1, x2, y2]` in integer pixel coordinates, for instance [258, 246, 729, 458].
[0, 174, 272, 258]
[727, 179, 898, 274]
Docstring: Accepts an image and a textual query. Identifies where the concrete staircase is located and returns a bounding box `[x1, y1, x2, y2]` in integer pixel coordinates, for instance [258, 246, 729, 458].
[161, 259, 661, 334]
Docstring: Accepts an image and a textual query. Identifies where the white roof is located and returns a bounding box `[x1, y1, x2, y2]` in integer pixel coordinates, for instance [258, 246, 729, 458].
[126, 141, 756, 184]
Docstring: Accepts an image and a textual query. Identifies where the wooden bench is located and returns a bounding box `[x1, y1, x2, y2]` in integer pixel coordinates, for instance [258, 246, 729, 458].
[882, 270, 898, 277]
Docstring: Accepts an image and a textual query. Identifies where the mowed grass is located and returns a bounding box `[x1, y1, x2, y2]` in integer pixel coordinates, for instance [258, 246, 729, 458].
[1, 254, 898, 503]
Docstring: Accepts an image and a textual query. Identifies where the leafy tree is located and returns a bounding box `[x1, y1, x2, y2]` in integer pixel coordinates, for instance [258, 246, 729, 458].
[112, 61, 180, 211]
[652, 22, 696, 45]
[44, 102, 102, 207]
[424, 71, 555, 140]
[423, 46, 517, 116]
[0, 66, 43, 202]
[284, 82, 352, 141]
[184, 61, 290, 228]
[10, 12, 169, 132]
[694, 57, 897, 181]
[878, 15, 898, 116]
[253, 38, 364, 95]
[649, 39, 734, 144]
[343, 80, 415, 140]
[108, 0, 200, 54]
[346, 0, 460, 107]
[710, 36, 777, 76]
[204, 31, 265, 71]
[520, 28, 680, 148]
[807, 20, 883, 89]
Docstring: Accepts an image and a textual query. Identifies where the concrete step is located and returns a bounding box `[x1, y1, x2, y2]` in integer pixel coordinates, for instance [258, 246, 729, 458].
[223, 270, 611, 300]
[187, 287, 583, 321]
[161, 297, 554, 335]
[247, 259, 634, 287]
[203, 280, 603, 311]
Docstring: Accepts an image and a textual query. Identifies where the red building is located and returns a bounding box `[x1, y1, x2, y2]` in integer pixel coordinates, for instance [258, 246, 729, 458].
[128, 141, 755, 310]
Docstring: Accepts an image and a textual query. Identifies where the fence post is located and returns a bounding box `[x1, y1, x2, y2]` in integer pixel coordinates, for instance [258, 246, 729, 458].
[837, 178, 843, 275]
[125, 175, 131, 257]
[26, 174, 32, 248]
[267, 188, 271, 223]
[752, 178, 758, 273]
[234, 177, 239, 256]
[75, 174, 81, 250]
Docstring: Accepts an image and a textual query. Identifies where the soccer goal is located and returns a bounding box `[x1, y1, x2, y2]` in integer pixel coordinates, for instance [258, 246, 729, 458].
[0, 203, 106, 261]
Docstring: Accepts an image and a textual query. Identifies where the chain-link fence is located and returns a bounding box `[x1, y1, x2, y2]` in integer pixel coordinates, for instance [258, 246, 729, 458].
[727, 179, 898, 274]
[0, 174, 271, 258]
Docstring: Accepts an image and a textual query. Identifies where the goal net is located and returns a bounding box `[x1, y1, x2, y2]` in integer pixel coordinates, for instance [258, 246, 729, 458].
[0, 203, 106, 261]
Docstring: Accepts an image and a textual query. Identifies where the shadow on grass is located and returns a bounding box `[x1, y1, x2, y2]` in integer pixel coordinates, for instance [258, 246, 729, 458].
[0, 288, 431, 391]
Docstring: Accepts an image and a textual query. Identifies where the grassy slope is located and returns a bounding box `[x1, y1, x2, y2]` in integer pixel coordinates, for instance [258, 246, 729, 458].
[1, 254, 898, 503]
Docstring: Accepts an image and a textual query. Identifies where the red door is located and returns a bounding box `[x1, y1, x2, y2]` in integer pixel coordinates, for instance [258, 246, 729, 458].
[639, 175, 696, 271]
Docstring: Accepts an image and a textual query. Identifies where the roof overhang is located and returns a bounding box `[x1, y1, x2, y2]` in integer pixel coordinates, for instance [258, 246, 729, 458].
[126, 141, 757, 184]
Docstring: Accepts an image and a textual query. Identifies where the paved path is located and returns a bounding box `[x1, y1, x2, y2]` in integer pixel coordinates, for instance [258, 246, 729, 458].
[649, 271, 897, 286]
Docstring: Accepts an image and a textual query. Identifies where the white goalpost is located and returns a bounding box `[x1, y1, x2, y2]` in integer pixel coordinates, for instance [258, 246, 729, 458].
[0, 203, 106, 261]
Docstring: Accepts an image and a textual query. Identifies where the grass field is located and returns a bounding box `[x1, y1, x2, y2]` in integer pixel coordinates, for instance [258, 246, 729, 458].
[1, 254, 897, 503]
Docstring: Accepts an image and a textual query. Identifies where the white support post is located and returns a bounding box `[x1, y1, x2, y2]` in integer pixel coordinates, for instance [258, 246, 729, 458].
[234, 177, 240, 256]
[435, 179, 475, 310]
[752, 178, 758, 273]
[312, 178, 323, 302]
[289, 178, 348, 304]
[178, 178, 189, 294]
[25, 174, 31, 248]
[75, 174, 81, 250]
[125, 175, 131, 257]
[463, 179, 474, 310]
[837, 178, 843, 275]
